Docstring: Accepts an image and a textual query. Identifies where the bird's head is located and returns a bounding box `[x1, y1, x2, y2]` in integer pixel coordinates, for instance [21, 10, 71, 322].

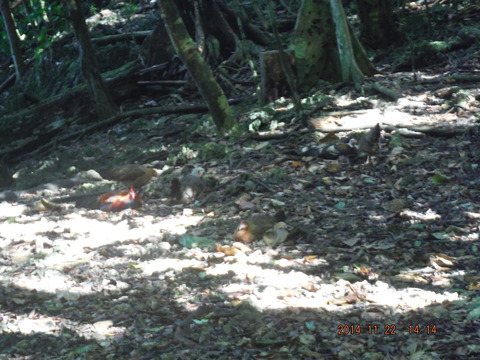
[234, 220, 254, 242]
[237, 220, 249, 230]
[191, 167, 205, 178]
[144, 168, 157, 178]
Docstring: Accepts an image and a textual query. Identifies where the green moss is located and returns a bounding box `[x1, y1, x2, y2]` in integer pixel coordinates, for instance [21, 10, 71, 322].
[198, 142, 228, 161]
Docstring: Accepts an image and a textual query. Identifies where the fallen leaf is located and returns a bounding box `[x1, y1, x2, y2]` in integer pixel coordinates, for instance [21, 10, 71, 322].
[38, 198, 64, 211]
[342, 237, 360, 247]
[236, 199, 255, 210]
[385, 198, 407, 212]
[216, 245, 237, 256]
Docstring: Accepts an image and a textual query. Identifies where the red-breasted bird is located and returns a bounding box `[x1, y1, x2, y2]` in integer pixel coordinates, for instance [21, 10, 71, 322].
[53, 187, 143, 211]
[97, 187, 143, 211]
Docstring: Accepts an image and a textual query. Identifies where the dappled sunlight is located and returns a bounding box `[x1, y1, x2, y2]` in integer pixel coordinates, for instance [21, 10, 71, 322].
[0, 268, 81, 295]
[1, 310, 128, 345]
[0, 210, 205, 296]
[206, 260, 463, 311]
[140, 257, 205, 276]
[0, 202, 26, 218]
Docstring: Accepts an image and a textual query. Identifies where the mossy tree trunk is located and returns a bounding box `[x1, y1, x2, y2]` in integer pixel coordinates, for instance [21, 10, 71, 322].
[356, 0, 402, 49]
[158, 0, 236, 134]
[291, 0, 376, 90]
[0, 0, 25, 81]
[329, 0, 365, 85]
[62, 0, 118, 120]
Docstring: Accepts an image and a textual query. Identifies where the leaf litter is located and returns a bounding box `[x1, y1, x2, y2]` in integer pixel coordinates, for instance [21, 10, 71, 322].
[1, 76, 480, 360]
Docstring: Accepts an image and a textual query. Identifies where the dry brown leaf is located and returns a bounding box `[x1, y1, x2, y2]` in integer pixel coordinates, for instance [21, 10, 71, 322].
[216, 245, 237, 256]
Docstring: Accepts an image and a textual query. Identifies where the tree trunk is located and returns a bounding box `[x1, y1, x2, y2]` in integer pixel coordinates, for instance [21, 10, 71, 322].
[291, 0, 376, 90]
[0, 0, 25, 81]
[329, 0, 364, 85]
[158, 0, 236, 134]
[173, 0, 270, 62]
[356, 0, 402, 49]
[62, 0, 118, 119]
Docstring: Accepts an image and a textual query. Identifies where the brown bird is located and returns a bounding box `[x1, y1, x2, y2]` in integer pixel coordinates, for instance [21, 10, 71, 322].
[234, 211, 286, 243]
[357, 123, 381, 156]
[357, 123, 381, 163]
[171, 167, 205, 204]
[53, 187, 143, 211]
[98, 164, 156, 188]
[262, 222, 289, 247]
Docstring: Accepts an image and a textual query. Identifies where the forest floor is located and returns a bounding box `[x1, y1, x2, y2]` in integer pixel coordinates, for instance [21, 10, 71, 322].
[1, 64, 480, 359]
[1, 7, 480, 359]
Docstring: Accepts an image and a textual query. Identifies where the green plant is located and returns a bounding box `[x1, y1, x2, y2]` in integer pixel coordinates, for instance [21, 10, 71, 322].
[199, 143, 227, 161]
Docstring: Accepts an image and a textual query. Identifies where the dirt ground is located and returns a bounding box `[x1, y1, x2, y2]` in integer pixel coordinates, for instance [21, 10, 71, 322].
[1, 62, 480, 359]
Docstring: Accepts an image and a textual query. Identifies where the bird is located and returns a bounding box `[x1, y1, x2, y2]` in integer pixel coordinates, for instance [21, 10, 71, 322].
[320, 142, 358, 160]
[171, 167, 205, 204]
[357, 123, 381, 163]
[97, 164, 156, 188]
[234, 211, 286, 243]
[53, 187, 143, 212]
[98, 187, 143, 211]
[263, 222, 289, 247]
